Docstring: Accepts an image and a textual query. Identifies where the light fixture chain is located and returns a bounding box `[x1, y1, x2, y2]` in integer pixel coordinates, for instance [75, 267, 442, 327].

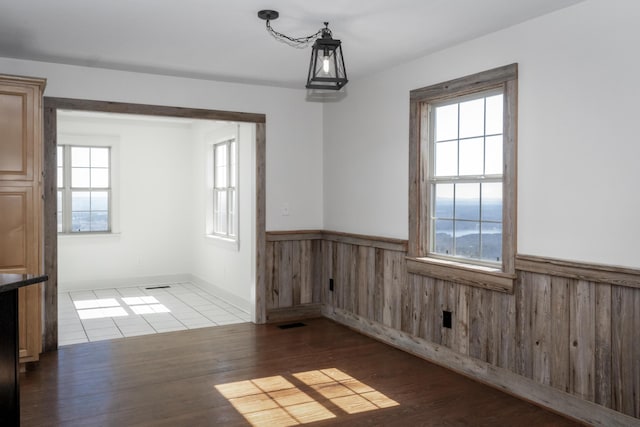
[266, 20, 324, 48]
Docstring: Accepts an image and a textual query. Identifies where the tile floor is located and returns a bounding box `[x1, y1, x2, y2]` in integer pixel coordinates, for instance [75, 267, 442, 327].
[58, 282, 251, 346]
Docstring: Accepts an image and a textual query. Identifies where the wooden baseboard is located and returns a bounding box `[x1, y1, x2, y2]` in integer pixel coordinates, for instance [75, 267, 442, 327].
[267, 304, 322, 323]
[322, 306, 640, 427]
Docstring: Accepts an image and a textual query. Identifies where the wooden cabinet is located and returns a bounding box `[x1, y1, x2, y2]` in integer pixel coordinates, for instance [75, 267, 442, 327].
[0, 74, 46, 363]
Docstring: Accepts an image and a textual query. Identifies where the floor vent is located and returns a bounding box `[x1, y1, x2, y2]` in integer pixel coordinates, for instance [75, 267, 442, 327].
[277, 322, 306, 330]
[145, 285, 171, 290]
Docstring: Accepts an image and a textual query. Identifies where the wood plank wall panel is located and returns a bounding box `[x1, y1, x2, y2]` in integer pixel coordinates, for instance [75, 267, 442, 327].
[265, 240, 322, 312]
[265, 231, 640, 420]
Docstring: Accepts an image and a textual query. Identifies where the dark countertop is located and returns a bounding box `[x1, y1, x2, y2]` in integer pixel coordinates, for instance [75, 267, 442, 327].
[0, 274, 49, 294]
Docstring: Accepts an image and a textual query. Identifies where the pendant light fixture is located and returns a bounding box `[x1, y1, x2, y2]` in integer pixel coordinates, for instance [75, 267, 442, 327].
[258, 10, 348, 91]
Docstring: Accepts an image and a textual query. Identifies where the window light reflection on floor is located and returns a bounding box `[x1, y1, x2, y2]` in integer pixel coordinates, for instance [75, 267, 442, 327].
[74, 298, 129, 320]
[72, 296, 171, 320]
[215, 368, 399, 426]
[121, 296, 160, 305]
[122, 296, 171, 315]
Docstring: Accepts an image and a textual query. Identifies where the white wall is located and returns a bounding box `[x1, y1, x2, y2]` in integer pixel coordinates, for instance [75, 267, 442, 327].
[57, 114, 196, 289]
[0, 57, 324, 231]
[323, 0, 640, 269]
[191, 121, 256, 311]
[0, 56, 324, 310]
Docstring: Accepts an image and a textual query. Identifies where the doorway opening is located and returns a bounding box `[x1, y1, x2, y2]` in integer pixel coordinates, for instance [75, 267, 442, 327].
[42, 98, 266, 351]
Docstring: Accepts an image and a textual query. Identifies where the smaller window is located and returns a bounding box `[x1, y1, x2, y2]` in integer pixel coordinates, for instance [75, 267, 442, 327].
[209, 138, 238, 240]
[58, 145, 112, 233]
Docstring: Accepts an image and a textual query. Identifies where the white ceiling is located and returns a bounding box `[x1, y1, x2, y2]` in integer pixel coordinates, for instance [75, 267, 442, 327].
[0, 0, 584, 89]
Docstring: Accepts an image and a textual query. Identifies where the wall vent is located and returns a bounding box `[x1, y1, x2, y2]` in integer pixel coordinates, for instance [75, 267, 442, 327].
[278, 322, 306, 330]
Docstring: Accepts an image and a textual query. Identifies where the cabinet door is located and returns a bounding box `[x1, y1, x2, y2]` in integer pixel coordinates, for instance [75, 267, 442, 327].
[0, 185, 38, 273]
[0, 185, 42, 361]
[18, 284, 42, 361]
[0, 83, 38, 181]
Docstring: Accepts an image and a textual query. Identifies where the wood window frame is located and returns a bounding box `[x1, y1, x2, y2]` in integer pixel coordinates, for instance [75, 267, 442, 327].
[408, 64, 518, 293]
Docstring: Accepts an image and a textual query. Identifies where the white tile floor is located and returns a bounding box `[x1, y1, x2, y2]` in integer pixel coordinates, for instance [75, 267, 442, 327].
[58, 282, 251, 346]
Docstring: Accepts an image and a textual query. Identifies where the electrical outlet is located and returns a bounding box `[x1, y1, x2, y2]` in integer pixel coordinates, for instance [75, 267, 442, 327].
[443, 310, 452, 329]
[329, 278, 334, 292]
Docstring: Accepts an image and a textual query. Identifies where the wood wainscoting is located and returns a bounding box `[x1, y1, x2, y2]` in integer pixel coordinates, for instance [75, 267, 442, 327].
[265, 230, 640, 426]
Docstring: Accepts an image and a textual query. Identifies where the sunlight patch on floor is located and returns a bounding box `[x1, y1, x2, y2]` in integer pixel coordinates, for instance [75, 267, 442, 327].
[215, 368, 399, 426]
[72, 296, 173, 319]
[74, 298, 129, 319]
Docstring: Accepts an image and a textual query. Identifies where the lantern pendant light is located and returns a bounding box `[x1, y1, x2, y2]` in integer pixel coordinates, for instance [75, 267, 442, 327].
[306, 23, 348, 90]
[258, 10, 348, 91]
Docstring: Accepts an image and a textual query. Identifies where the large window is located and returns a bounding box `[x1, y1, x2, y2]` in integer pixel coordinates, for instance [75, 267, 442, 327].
[430, 90, 503, 265]
[210, 138, 238, 240]
[408, 64, 517, 292]
[58, 145, 111, 233]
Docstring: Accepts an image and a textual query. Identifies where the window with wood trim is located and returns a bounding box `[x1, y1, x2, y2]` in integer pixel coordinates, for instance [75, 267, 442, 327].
[408, 64, 517, 291]
[58, 145, 111, 233]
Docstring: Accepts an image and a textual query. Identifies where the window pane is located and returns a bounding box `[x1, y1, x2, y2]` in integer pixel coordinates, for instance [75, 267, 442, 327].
[481, 183, 502, 221]
[485, 94, 503, 135]
[57, 146, 63, 167]
[91, 191, 109, 211]
[71, 147, 90, 167]
[215, 143, 228, 188]
[91, 147, 109, 167]
[481, 222, 502, 262]
[72, 167, 90, 187]
[458, 137, 484, 176]
[71, 211, 91, 232]
[456, 222, 480, 259]
[57, 167, 64, 188]
[484, 135, 503, 175]
[72, 191, 91, 211]
[434, 219, 453, 256]
[434, 183, 454, 219]
[228, 189, 236, 237]
[90, 211, 109, 231]
[454, 183, 479, 220]
[435, 104, 458, 142]
[459, 98, 484, 139]
[57, 190, 63, 233]
[91, 168, 109, 188]
[214, 190, 227, 234]
[435, 140, 457, 177]
[229, 141, 237, 188]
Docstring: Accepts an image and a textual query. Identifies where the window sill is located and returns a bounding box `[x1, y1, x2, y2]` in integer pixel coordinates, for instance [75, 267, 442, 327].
[406, 256, 515, 293]
[58, 232, 121, 239]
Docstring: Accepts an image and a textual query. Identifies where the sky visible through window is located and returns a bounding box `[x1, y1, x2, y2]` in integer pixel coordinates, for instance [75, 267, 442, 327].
[432, 92, 503, 263]
[58, 145, 111, 232]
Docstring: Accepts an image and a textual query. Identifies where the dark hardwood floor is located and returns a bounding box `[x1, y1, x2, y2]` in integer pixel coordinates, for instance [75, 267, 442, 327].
[20, 318, 581, 426]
